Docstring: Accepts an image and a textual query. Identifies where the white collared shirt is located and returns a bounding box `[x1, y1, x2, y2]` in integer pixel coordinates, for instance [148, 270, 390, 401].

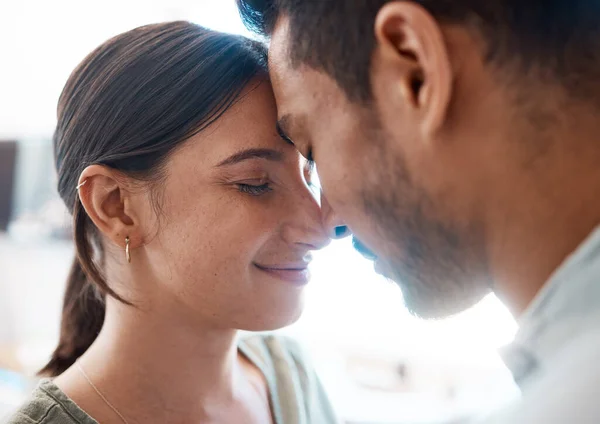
[480, 226, 600, 423]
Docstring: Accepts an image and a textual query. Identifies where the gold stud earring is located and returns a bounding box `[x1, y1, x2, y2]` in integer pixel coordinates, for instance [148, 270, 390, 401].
[125, 236, 131, 263]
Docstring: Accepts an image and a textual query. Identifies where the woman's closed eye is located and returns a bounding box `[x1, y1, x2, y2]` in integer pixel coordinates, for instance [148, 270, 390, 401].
[237, 182, 273, 196]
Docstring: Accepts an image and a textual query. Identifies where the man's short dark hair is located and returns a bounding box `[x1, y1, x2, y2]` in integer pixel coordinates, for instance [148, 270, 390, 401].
[237, 0, 600, 103]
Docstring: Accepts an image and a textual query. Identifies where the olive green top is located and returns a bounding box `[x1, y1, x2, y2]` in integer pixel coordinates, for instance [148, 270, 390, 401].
[4, 335, 338, 424]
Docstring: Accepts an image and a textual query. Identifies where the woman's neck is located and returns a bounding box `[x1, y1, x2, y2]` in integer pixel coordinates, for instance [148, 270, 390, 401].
[56, 300, 268, 423]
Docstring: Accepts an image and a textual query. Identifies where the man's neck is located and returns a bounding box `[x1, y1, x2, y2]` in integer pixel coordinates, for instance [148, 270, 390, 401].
[487, 130, 600, 317]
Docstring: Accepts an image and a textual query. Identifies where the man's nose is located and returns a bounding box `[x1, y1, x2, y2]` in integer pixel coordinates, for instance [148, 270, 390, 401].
[321, 192, 351, 240]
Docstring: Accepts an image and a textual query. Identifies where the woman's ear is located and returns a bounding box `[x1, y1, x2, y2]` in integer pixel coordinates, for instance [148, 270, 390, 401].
[76, 165, 142, 250]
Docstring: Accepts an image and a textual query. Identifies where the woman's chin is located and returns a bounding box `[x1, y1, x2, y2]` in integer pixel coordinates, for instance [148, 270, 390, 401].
[236, 305, 304, 332]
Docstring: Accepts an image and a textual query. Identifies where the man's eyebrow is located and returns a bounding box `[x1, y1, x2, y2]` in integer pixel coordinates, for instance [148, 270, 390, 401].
[216, 148, 284, 167]
[276, 114, 294, 145]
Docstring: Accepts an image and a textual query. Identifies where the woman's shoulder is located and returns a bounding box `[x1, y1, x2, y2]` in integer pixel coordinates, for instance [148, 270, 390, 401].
[4, 380, 96, 424]
[238, 332, 323, 389]
[239, 332, 311, 368]
[239, 333, 339, 424]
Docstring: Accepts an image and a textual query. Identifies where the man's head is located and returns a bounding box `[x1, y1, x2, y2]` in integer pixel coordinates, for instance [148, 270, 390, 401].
[238, 0, 600, 318]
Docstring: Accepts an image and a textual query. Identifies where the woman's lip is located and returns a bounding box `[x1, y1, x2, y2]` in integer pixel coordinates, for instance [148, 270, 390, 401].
[254, 264, 310, 286]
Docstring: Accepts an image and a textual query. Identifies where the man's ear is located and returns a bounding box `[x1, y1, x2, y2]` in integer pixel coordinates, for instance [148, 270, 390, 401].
[76, 165, 142, 250]
[373, 1, 453, 138]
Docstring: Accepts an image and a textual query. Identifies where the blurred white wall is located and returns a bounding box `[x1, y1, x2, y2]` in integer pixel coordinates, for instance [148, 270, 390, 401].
[0, 0, 249, 139]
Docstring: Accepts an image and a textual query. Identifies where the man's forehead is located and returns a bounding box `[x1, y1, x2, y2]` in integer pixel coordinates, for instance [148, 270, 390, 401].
[267, 15, 340, 132]
[267, 15, 292, 76]
[267, 16, 304, 124]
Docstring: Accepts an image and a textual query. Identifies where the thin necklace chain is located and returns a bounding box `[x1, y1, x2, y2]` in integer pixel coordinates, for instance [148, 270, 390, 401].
[76, 361, 130, 424]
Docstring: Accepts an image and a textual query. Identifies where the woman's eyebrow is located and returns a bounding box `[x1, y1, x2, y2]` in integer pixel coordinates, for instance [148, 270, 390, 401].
[216, 148, 284, 167]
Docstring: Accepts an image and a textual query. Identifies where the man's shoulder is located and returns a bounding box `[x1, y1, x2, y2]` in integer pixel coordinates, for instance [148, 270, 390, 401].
[480, 329, 600, 423]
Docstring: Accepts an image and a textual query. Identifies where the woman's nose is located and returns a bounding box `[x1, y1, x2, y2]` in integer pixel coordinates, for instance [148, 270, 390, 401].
[321, 192, 351, 240]
[282, 186, 331, 251]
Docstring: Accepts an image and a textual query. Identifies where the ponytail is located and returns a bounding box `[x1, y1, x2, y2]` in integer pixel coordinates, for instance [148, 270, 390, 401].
[39, 257, 105, 377]
[39, 200, 127, 377]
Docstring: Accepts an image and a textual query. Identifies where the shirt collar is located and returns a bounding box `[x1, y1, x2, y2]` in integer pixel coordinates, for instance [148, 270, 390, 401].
[500, 225, 600, 385]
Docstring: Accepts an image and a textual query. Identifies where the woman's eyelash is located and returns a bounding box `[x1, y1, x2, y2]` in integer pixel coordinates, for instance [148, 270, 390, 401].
[237, 183, 273, 196]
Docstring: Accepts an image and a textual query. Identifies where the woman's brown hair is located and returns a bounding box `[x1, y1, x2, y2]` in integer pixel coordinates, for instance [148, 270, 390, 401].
[40, 21, 267, 376]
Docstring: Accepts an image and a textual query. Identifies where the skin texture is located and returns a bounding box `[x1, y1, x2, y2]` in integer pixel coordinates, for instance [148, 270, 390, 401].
[268, 3, 600, 319]
[53, 80, 333, 424]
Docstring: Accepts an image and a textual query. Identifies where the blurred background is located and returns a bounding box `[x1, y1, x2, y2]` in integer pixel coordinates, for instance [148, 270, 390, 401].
[0, 1, 519, 422]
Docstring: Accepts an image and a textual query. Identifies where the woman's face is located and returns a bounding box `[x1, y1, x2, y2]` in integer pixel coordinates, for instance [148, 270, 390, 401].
[138, 80, 330, 330]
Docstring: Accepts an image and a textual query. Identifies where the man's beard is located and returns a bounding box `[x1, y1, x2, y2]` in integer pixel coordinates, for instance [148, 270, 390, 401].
[357, 137, 491, 319]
